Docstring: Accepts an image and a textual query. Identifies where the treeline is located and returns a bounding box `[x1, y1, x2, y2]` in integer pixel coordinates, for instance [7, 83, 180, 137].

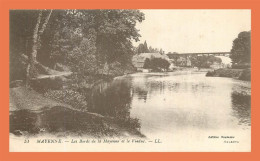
[190, 55, 222, 68]
[206, 31, 251, 80]
[10, 10, 145, 85]
[230, 31, 251, 69]
[135, 41, 165, 54]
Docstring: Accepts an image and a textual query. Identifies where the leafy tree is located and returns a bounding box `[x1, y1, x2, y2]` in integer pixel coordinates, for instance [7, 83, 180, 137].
[89, 10, 145, 65]
[143, 41, 149, 53]
[10, 9, 145, 85]
[137, 40, 150, 54]
[230, 31, 251, 67]
[148, 58, 170, 71]
[10, 10, 44, 81]
[159, 48, 165, 54]
[190, 55, 222, 69]
[148, 46, 162, 53]
[137, 43, 145, 54]
[10, 10, 53, 87]
[143, 58, 151, 69]
[167, 52, 179, 65]
[148, 46, 154, 53]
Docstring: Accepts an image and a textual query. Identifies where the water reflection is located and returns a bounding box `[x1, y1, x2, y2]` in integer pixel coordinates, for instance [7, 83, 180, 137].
[10, 71, 251, 138]
[128, 72, 251, 137]
[10, 106, 143, 137]
[88, 79, 133, 119]
[231, 92, 251, 126]
[86, 71, 251, 138]
[10, 110, 39, 135]
[134, 87, 148, 102]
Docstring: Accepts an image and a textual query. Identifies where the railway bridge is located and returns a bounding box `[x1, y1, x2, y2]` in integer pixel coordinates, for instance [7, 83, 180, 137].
[167, 52, 230, 59]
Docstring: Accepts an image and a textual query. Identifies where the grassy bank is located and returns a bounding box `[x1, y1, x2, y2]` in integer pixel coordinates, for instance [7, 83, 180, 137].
[206, 68, 251, 81]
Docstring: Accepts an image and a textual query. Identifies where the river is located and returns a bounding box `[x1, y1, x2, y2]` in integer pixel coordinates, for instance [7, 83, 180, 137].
[88, 69, 251, 151]
[10, 69, 251, 151]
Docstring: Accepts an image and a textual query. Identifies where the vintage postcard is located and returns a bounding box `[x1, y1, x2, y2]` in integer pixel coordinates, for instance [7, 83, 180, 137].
[9, 9, 251, 152]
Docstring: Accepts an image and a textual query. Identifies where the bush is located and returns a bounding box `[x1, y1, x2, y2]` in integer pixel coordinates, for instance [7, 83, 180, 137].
[44, 89, 88, 110]
[144, 58, 170, 71]
[206, 68, 251, 81]
[205, 71, 216, 76]
[239, 69, 251, 81]
[232, 63, 251, 69]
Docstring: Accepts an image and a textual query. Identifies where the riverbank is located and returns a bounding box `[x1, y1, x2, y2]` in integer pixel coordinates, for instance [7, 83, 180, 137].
[206, 68, 251, 81]
[10, 61, 139, 137]
[9, 86, 144, 138]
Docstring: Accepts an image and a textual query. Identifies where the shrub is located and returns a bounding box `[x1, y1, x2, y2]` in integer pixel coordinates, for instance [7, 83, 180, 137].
[206, 70, 216, 77]
[239, 69, 251, 81]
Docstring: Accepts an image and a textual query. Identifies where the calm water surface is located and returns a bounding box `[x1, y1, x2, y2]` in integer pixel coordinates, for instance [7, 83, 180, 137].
[10, 70, 251, 151]
[90, 70, 251, 138]
[10, 70, 251, 139]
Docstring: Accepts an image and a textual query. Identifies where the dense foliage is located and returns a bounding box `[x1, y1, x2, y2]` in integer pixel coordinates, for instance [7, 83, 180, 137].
[190, 55, 222, 68]
[10, 10, 145, 113]
[143, 58, 170, 71]
[136, 41, 165, 54]
[230, 31, 251, 68]
[10, 10, 145, 83]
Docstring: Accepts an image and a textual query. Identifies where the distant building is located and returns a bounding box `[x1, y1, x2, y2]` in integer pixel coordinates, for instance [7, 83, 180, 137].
[132, 56, 146, 71]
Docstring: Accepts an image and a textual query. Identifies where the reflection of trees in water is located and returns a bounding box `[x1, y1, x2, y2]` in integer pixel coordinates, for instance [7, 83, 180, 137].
[167, 82, 180, 92]
[149, 81, 165, 94]
[87, 79, 142, 132]
[132, 78, 181, 100]
[10, 110, 39, 135]
[231, 92, 251, 126]
[131, 75, 180, 98]
[133, 86, 148, 102]
[89, 79, 132, 118]
[10, 78, 143, 137]
[147, 81, 181, 94]
[9, 107, 119, 136]
[191, 83, 212, 93]
[10, 106, 143, 137]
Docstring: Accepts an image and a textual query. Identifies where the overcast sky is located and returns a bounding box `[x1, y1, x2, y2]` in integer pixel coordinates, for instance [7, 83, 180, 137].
[134, 9, 251, 53]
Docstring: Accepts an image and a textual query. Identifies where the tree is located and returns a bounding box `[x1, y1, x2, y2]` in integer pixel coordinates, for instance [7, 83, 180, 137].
[49, 9, 145, 81]
[10, 10, 42, 81]
[230, 31, 251, 67]
[26, 10, 53, 87]
[137, 43, 145, 54]
[137, 40, 150, 54]
[190, 55, 222, 69]
[143, 41, 149, 53]
[148, 46, 154, 53]
[159, 48, 165, 54]
[148, 58, 170, 71]
[143, 58, 151, 69]
[148, 46, 161, 53]
[90, 10, 145, 65]
[10, 9, 145, 86]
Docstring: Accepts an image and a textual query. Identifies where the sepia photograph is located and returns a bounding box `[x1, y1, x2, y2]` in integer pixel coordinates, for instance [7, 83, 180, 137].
[9, 9, 251, 152]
